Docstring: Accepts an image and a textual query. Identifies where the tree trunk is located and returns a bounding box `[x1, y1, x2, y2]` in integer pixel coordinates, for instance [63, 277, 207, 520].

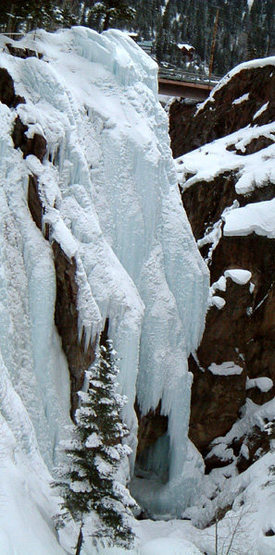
[103, 12, 110, 31]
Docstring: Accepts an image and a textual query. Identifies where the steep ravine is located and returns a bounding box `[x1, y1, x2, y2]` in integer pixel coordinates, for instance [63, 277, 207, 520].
[4, 60, 172, 512]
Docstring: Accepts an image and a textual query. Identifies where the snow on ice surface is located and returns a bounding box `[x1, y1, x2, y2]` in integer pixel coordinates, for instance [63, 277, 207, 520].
[139, 537, 202, 554]
[0, 99, 72, 554]
[0, 25, 209, 550]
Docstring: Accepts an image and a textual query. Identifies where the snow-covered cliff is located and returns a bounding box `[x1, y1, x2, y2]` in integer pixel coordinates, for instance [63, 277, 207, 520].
[171, 56, 275, 555]
[0, 28, 209, 552]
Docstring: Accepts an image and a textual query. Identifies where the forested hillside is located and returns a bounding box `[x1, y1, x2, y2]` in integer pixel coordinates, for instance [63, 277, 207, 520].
[1, 0, 274, 75]
[134, 0, 274, 74]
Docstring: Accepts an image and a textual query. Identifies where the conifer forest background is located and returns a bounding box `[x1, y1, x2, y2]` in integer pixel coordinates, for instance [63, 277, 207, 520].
[1, 1, 274, 84]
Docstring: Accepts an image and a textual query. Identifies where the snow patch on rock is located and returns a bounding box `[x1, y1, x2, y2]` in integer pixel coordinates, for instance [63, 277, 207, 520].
[223, 199, 275, 239]
[224, 269, 252, 285]
[246, 377, 273, 393]
[208, 361, 243, 376]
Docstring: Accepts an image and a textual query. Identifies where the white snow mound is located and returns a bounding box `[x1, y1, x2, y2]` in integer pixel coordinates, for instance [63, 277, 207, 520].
[141, 537, 202, 554]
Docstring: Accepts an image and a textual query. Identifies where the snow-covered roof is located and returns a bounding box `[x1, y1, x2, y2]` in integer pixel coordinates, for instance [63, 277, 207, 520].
[177, 43, 195, 51]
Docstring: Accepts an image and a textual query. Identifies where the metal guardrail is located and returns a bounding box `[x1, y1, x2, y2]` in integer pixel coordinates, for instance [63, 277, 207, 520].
[137, 43, 223, 86]
[158, 64, 222, 86]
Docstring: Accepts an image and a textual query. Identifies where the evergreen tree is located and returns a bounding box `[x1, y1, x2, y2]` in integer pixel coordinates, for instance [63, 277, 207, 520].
[1, 0, 273, 74]
[87, 0, 136, 32]
[54, 339, 136, 552]
[0, 0, 60, 33]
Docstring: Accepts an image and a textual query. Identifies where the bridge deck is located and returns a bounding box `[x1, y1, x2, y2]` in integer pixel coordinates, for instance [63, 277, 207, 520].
[158, 77, 213, 99]
[157, 63, 221, 99]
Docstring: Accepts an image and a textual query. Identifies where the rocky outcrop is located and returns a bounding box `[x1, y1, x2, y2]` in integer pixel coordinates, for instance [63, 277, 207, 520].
[189, 261, 274, 454]
[181, 175, 274, 245]
[6, 43, 43, 60]
[0, 67, 25, 107]
[169, 100, 197, 159]
[13, 116, 47, 161]
[171, 60, 275, 470]
[169, 61, 275, 158]
[52, 242, 96, 417]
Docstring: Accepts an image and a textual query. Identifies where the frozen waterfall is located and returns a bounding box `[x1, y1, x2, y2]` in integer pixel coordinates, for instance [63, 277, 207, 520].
[0, 27, 208, 551]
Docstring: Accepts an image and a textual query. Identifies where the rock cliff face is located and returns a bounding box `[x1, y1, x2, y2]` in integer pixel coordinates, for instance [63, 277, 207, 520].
[171, 58, 275, 471]
[170, 60, 275, 158]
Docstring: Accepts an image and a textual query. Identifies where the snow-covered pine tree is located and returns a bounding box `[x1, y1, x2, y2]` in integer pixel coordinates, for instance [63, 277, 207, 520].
[54, 339, 136, 552]
[87, 1, 136, 32]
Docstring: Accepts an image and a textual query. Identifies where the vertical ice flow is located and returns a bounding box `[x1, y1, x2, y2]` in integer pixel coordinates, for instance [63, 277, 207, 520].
[0, 25, 209, 546]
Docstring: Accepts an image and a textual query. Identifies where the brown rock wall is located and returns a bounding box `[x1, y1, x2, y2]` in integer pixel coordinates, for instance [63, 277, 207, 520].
[52, 242, 96, 417]
[0, 67, 25, 107]
[169, 64, 275, 157]
[171, 61, 275, 470]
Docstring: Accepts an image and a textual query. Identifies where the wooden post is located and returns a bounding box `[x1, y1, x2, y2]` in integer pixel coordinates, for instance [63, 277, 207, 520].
[209, 8, 220, 80]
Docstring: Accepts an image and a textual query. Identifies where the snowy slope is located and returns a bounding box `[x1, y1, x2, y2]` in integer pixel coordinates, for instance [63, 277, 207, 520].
[0, 27, 209, 552]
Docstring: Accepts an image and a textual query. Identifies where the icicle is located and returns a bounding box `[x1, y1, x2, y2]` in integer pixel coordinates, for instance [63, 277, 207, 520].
[84, 324, 92, 352]
[78, 320, 85, 344]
